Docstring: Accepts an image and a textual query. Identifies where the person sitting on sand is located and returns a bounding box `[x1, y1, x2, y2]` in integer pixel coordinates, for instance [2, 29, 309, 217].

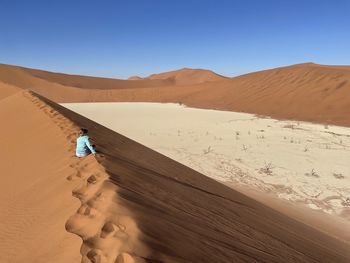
[76, 128, 96, 157]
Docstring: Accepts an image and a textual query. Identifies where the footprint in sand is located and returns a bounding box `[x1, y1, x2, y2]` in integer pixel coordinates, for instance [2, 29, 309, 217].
[72, 185, 89, 200]
[87, 175, 98, 185]
[75, 170, 84, 178]
[115, 253, 134, 263]
[69, 165, 91, 180]
[77, 204, 89, 215]
[69, 163, 80, 169]
[94, 192, 106, 202]
[67, 135, 77, 144]
[48, 109, 57, 115]
[100, 222, 117, 238]
[77, 204, 97, 217]
[66, 174, 74, 181]
[83, 206, 96, 216]
[86, 249, 104, 263]
[73, 181, 102, 202]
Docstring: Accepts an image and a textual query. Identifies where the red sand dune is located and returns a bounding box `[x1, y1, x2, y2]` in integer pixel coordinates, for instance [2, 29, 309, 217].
[145, 67, 228, 85]
[129, 68, 227, 84]
[1, 62, 350, 126]
[0, 92, 81, 262]
[1, 90, 349, 262]
[128, 76, 143, 80]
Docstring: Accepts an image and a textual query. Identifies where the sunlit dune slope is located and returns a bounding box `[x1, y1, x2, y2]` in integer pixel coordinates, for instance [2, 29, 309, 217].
[186, 63, 350, 126]
[0, 91, 82, 263]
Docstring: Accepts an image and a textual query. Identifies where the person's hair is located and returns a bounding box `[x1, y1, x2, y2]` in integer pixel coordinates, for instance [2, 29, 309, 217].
[80, 128, 88, 135]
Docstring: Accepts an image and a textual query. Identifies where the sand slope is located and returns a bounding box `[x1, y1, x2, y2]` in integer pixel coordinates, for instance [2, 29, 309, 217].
[0, 92, 81, 262]
[1, 62, 350, 126]
[33, 91, 350, 262]
[188, 63, 350, 126]
[0, 81, 20, 100]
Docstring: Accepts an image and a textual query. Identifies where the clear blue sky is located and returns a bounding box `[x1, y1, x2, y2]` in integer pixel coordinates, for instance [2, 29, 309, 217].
[1, 0, 349, 79]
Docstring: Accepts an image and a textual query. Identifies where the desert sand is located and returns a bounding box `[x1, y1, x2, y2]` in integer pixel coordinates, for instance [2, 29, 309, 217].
[1, 63, 350, 126]
[63, 102, 350, 241]
[0, 91, 145, 263]
[1, 90, 350, 262]
[0, 81, 20, 100]
[0, 92, 81, 262]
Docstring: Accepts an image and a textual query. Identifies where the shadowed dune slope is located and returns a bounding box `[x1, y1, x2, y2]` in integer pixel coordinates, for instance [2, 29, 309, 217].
[1, 63, 350, 126]
[33, 91, 350, 262]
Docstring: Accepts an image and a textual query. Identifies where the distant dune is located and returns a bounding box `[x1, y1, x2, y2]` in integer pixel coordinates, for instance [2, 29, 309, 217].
[128, 76, 143, 80]
[1, 62, 350, 126]
[1, 90, 349, 262]
[144, 67, 228, 85]
[0, 64, 175, 90]
[128, 68, 227, 84]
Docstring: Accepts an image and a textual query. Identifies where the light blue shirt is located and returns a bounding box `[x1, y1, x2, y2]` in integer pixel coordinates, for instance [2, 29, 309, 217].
[76, 135, 96, 157]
